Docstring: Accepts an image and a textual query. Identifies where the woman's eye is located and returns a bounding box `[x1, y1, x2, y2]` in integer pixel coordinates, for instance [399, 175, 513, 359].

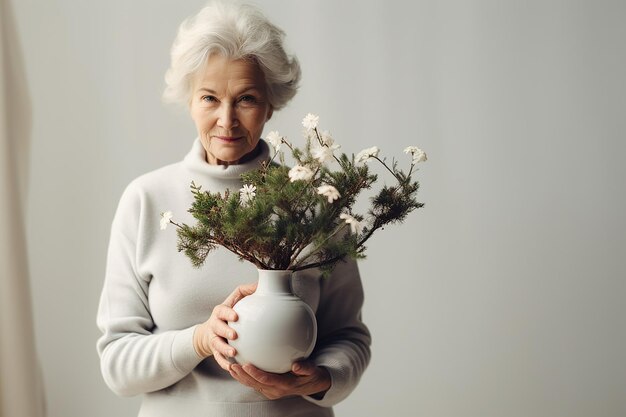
[239, 95, 257, 104]
[202, 95, 217, 103]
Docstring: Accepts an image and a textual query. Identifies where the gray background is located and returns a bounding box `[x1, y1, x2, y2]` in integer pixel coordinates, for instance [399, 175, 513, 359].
[11, 0, 626, 416]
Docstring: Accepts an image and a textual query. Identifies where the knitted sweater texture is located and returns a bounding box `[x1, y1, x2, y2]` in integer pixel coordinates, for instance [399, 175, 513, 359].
[96, 139, 371, 417]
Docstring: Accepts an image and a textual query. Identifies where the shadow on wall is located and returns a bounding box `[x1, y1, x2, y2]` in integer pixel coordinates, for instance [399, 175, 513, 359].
[0, 0, 45, 416]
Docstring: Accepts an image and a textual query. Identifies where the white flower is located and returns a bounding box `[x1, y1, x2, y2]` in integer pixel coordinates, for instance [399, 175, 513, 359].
[340, 213, 363, 234]
[288, 165, 315, 182]
[239, 184, 257, 204]
[317, 184, 341, 203]
[311, 143, 340, 164]
[302, 113, 319, 131]
[404, 146, 427, 164]
[355, 146, 380, 164]
[265, 131, 283, 152]
[160, 211, 173, 230]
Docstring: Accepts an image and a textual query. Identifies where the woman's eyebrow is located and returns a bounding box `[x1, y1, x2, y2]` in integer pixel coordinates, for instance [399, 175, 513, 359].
[196, 86, 262, 94]
[197, 87, 217, 94]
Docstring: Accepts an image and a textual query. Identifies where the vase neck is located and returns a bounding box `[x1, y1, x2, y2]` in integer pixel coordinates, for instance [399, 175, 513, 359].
[256, 269, 293, 295]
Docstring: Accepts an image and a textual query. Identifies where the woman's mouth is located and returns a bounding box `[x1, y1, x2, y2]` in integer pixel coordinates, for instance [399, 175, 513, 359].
[215, 136, 242, 142]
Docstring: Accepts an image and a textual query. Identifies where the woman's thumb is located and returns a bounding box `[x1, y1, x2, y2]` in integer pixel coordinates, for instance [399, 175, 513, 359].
[292, 361, 315, 376]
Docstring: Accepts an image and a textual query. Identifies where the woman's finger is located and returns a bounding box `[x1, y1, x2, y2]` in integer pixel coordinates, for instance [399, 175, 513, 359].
[229, 364, 258, 386]
[241, 364, 279, 385]
[231, 365, 287, 400]
[209, 317, 237, 340]
[223, 283, 257, 307]
[213, 351, 233, 371]
[230, 364, 272, 394]
[212, 304, 238, 322]
[291, 361, 316, 376]
[209, 334, 237, 358]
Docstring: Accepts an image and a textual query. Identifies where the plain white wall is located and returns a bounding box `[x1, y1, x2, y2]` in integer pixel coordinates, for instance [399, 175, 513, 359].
[11, 0, 626, 416]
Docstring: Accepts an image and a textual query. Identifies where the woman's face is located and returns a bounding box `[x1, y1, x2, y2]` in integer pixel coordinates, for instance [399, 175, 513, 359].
[189, 55, 273, 165]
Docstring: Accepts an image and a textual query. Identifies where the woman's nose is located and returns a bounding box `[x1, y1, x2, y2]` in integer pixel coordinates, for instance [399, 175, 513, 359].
[217, 103, 239, 130]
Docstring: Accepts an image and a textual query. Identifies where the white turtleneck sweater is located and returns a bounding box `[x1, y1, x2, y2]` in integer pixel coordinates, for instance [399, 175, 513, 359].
[96, 139, 371, 417]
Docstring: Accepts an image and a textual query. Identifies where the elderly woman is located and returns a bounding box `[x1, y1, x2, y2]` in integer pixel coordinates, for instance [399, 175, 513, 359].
[96, 2, 371, 416]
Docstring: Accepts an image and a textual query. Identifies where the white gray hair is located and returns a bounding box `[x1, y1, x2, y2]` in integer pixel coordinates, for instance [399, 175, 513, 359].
[163, 0, 301, 110]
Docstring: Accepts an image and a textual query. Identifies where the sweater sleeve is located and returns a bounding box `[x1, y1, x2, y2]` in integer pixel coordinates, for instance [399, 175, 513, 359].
[96, 182, 204, 397]
[303, 258, 372, 407]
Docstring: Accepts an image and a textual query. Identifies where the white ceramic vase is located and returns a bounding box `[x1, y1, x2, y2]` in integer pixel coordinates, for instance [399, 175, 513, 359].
[228, 269, 317, 373]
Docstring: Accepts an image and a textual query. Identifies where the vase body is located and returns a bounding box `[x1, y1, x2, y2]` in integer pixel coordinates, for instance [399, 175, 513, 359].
[228, 269, 317, 373]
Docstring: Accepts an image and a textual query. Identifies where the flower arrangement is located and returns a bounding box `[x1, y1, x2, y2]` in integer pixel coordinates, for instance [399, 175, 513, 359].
[163, 113, 427, 274]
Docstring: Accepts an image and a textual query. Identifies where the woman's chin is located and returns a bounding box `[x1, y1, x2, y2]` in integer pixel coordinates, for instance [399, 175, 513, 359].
[203, 138, 261, 165]
[209, 149, 248, 165]
[213, 143, 263, 165]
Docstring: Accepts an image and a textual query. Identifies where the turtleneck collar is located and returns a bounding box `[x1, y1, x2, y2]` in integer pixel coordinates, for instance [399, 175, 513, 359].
[182, 138, 270, 180]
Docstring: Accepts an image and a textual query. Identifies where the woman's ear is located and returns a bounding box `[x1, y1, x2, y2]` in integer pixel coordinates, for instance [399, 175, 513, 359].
[266, 106, 274, 121]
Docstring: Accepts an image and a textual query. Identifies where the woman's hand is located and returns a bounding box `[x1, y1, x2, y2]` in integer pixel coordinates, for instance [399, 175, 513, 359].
[229, 360, 331, 400]
[193, 282, 257, 370]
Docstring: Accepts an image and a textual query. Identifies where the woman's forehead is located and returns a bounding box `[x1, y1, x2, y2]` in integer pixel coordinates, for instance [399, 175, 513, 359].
[193, 55, 266, 93]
